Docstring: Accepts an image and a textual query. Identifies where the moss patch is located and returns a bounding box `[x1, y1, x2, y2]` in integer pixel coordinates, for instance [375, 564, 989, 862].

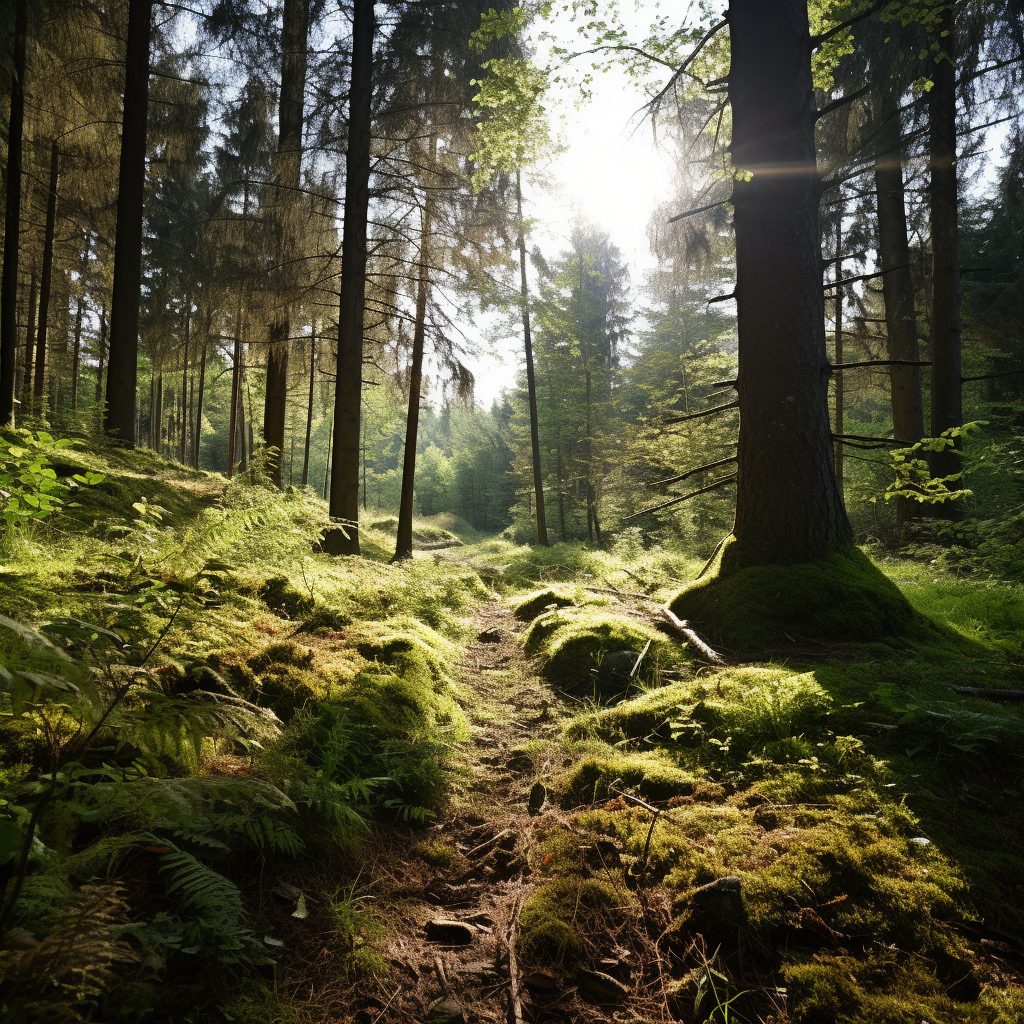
[669, 542, 922, 651]
[518, 877, 624, 976]
[563, 743, 707, 803]
[511, 587, 577, 621]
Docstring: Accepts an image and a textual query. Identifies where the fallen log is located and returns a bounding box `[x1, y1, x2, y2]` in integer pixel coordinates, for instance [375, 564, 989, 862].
[951, 685, 1024, 702]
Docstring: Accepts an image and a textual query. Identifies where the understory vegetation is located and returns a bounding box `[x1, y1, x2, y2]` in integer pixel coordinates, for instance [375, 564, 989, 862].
[0, 439, 1020, 1022]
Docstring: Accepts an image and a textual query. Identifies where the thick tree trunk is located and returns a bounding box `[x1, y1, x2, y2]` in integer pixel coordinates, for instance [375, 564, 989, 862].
[874, 100, 925, 525]
[105, 0, 153, 446]
[21, 270, 37, 406]
[393, 202, 432, 562]
[301, 328, 315, 486]
[928, 3, 962, 514]
[33, 142, 60, 407]
[326, 0, 373, 555]
[263, 0, 309, 487]
[516, 169, 548, 547]
[722, 0, 852, 571]
[0, 0, 29, 424]
[833, 209, 844, 497]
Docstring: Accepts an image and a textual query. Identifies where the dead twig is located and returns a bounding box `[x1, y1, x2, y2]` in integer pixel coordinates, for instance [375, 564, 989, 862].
[662, 608, 724, 663]
[466, 827, 513, 859]
[507, 884, 526, 1024]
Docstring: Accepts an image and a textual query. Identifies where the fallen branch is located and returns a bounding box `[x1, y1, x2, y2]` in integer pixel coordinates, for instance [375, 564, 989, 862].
[507, 885, 526, 1024]
[466, 827, 513, 859]
[629, 639, 654, 680]
[661, 608, 724, 663]
[951, 685, 1024, 702]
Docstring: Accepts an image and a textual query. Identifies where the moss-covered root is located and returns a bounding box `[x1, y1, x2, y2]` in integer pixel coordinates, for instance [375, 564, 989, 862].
[669, 541, 921, 652]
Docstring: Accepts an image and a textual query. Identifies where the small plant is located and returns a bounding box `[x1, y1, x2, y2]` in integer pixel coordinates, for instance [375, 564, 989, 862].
[885, 423, 984, 507]
[0, 430, 103, 546]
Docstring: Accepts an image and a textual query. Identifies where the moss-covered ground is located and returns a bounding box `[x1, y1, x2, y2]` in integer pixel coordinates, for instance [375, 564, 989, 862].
[1, 445, 1022, 1023]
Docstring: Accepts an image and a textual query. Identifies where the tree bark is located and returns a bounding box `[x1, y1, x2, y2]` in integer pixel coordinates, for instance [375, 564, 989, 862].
[33, 141, 60, 407]
[95, 305, 107, 407]
[516, 169, 548, 546]
[179, 306, 190, 463]
[723, 0, 852, 571]
[874, 99, 925, 524]
[227, 315, 241, 479]
[263, 0, 309, 487]
[301, 328, 315, 486]
[21, 270, 37, 407]
[193, 326, 207, 469]
[833, 206, 844, 498]
[393, 200, 433, 562]
[928, 3, 962, 513]
[326, 0, 374, 556]
[105, 0, 153, 446]
[0, 0, 29, 424]
[70, 239, 90, 411]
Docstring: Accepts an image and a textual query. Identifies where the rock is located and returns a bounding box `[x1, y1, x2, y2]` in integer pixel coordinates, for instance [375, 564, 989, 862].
[674, 876, 746, 938]
[425, 919, 475, 945]
[523, 968, 561, 992]
[578, 968, 630, 1003]
[528, 782, 546, 815]
[596, 650, 641, 695]
[477, 627, 504, 643]
[425, 997, 465, 1024]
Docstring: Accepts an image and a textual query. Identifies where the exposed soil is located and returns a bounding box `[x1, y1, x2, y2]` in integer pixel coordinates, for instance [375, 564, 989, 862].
[278, 600, 684, 1024]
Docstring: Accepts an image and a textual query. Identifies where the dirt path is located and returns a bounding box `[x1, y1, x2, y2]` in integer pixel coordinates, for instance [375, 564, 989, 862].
[348, 600, 559, 1024]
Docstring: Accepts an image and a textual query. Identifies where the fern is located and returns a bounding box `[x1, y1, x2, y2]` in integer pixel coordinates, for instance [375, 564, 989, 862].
[157, 847, 264, 966]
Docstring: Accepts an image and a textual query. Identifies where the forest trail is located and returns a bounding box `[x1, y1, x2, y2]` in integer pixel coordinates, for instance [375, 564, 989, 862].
[334, 598, 667, 1024]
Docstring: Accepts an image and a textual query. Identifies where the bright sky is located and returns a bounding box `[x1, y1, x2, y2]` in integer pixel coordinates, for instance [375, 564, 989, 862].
[465, 37, 678, 408]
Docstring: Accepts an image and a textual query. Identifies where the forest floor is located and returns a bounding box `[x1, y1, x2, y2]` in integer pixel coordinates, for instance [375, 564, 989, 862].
[2, 443, 1024, 1024]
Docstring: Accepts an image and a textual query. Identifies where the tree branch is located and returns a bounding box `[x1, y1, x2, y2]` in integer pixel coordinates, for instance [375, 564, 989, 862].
[961, 368, 1024, 383]
[651, 455, 738, 488]
[830, 359, 931, 370]
[624, 474, 737, 521]
[811, 1, 884, 48]
[663, 400, 739, 425]
[815, 84, 871, 121]
[647, 19, 729, 111]
[668, 198, 730, 224]
[824, 264, 909, 289]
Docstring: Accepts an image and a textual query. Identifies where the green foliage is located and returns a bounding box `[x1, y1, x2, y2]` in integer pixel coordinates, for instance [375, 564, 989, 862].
[884, 424, 985, 506]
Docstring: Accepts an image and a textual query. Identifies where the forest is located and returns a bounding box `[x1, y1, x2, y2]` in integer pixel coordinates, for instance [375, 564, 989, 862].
[1, 0, 1023, 1022]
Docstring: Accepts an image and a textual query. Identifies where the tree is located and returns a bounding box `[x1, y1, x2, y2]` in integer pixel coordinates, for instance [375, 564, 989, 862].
[324, 0, 373, 555]
[104, 0, 153, 446]
[263, 0, 310, 487]
[0, 0, 29, 424]
[717, 0, 852, 571]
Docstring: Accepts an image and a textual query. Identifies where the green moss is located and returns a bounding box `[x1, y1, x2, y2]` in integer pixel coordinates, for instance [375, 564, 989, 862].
[518, 877, 623, 975]
[669, 542, 922, 651]
[511, 587, 576, 621]
[563, 744, 706, 803]
[258, 575, 314, 619]
[415, 841, 458, 868]
[351, 617, 460, 688]
[523, 607, 677, 692]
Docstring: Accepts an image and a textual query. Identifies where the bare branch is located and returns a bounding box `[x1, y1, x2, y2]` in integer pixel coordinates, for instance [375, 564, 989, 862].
[651, 455, 738, 488]
[663, 400, 739, 425]
[668, 198, 730, 224]
[624, 474, 737, 521]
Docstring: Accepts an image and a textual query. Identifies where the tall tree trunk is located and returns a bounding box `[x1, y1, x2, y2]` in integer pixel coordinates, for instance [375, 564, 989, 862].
[393, 199, 432, 562]
[105, 0, 153, 446]
[227, 321, 241, 478]
[70, 240, 90, 412]
[95, 305, 107, 407]
[721, 0, 852, 572]
[874, 98, 925, 525]
[928, 3, 963, 514]
[179, 307, 190, 463]
[33, 142, 59, 407]
[326, 0, 373, 555]
[0, 0, 29, 424]
[21, 270, 37, 407]
[516, 169, 548, 546]
[193, 325, 207, 469]
[833, 207, 844, 498]
[264, 0, 309, 487]
[301, 328, 315, 486]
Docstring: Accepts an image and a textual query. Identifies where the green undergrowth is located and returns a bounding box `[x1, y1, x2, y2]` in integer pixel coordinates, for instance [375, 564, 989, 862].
[0, 444, 488, 1021]
[510, 548, 1024, 1023]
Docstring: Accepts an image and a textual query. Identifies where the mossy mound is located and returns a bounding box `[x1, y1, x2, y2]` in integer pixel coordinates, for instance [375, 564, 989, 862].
[351, 617, 460, 687]
[258, 575, 315, 619]
[523, 607, 677, 693]
[563, 743, 706, 803]
[511, 587, 576, 621]
[518, 877, 623, 976]
[669, 542, 920, 651]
